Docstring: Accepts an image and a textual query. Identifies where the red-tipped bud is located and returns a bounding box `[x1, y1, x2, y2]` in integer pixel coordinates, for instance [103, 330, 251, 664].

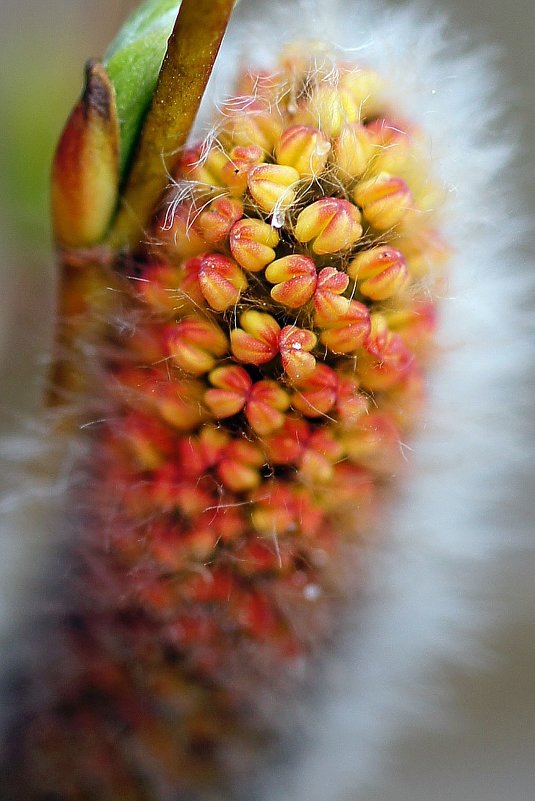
[300, 429, 344, 483]
[221, 145, 264, 196]
[265, 254, 318, 308]
[194, 197, 243, 246]
[394, 227, 450, 279]
[359, 313, 413, 390]
[231, 311, 281, 365]
[336, 375, 368, 428]
[205, 366, 290, 435]
[275, 125, 331, 178]
[145, 376, 205, 431]
[266, 418, 341, 482]
[294, 197, 362, 255]
[313, 267, 350, 322]
[157, 202, 206, 260]
[229, 218, 280, 272]
[251, 482, 297, 535]
[349, 245, 409, 300]
[180, 145, 228, 187]
[217, 440, 264, 492]
[122, 413, 175, 471]
[353, 172, 413, 230]
[198, 425, 230, 469]
[166, 317, 227, 375]
[291, 364, 338, 417]
[343, 412, 402, 473]
[266, 417, 310, 465]
[179, 257, 207, 307]
[248, 164, 300, 214]
[137, 263, 184, 316]
[384, 300, 438, 354]
[279, 325, 317, 381]
[333, 123, 372, 178]
[246, 380, 290, 435]
[205, 365, 252, 418]
[197, 253, 248, 311]
[319, 300, 371, 354]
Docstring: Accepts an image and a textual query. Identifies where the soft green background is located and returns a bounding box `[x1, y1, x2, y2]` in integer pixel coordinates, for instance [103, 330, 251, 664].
[0, 2, 533, 800]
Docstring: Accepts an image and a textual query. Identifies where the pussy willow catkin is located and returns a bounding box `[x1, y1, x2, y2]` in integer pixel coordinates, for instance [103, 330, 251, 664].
[3, 6, 456, 801]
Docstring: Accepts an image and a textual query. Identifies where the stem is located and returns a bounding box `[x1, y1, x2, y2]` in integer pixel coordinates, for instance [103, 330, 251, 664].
[108, 0, 235, 249]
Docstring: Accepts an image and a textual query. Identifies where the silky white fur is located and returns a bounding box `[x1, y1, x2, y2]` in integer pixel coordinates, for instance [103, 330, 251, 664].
[0, 0, 532, 798]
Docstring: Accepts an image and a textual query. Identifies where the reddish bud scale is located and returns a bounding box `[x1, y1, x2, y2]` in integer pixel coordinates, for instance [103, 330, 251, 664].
[16, 43, 449, 801]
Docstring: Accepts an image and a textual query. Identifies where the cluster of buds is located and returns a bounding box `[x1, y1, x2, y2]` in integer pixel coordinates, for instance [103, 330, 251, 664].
[11, 34, 449, 801]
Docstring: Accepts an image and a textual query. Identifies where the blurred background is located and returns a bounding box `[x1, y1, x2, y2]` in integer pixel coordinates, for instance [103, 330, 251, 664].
[0, 1, 533, 799]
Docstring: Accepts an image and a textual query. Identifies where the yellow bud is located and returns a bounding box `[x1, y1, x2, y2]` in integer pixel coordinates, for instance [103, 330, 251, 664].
[275, 125, 331, 178]
[221, 101, 283, 152]
[297, 85, 359, 137]
[181, 146, 229, 187]
[353, 172, 413, 230]
[294, 197, 362, 254]
[248, 163, 300, 214]
[333, 123, 372, 179]
[229, 218, 279, 272]
[340, 67, 384, 119]
[348, 246, 409, 301]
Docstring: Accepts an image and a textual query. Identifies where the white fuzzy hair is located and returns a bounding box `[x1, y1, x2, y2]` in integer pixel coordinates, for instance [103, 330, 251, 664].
[0, 0, 532, 798]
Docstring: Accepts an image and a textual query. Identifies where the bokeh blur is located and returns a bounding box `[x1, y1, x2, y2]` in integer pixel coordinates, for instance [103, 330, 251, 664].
[0, 1, 533, 799]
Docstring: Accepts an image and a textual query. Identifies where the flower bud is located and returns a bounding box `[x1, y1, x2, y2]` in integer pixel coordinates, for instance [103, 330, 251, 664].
[194, 197, 243, 246]
[52, 61, 119, 247]
[217, 440, 264, 493]
[266, 418, 310, 465]
[205, 365, 252, 418]
[353, 172, 412, 230]
[291, 364, 338, 417]
[221, 100, 283, 152]
[122, 413, 174, 471]
[300, 429, 344, 483]
[146, 376, 205, 431]
[294, 197, 362, 255]
[340, 67, 383, 119]
[367, 118, 411, 174]
[343, 412, 402, 473]
[230, 311, 281, 365]
[157, 203, 205, 260]
[265, 254, 318, 308]
[359, 313, 413, 390]
[297, 85, 359, 137]
[166, 317, 227, 375]
[137, 263, 183, 316]
[248, 163, 300, 214]
[319, 300, 370, 354]
[279, 325, 317, 381]
[394, 227, 450, 279]
[313, 267, 350, 322]
[197, 253, 248, 311]
[251, 482, 297, 536]
[246, 380, 290, 435]
[221, 145, 264, 196]
[336, 375, 368, 428]
[180, 145, 228, 187]
[333, 123, 372, 179]
[348, 245, 409, 300]
[229, 218, 279, 272]
[275, 125, 331, 178]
